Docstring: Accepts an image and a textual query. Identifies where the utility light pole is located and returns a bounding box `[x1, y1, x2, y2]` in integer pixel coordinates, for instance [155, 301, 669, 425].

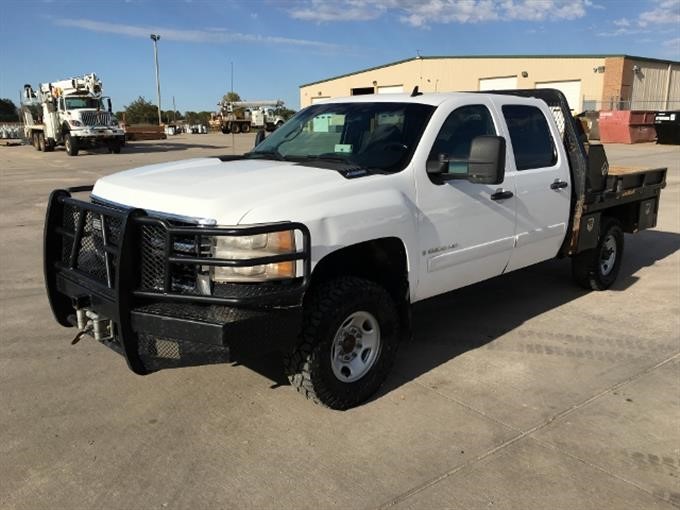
[150, 34, 162, 125]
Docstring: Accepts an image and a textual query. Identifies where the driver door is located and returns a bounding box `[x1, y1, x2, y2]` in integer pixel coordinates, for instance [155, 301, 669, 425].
[415, 102, 517, 300]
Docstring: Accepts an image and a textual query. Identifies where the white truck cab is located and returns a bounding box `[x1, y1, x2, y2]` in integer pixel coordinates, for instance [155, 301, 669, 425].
[44, 89, 666, 409]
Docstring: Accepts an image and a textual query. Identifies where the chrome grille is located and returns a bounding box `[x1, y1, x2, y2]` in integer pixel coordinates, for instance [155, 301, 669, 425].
[80, 111, 112, 127]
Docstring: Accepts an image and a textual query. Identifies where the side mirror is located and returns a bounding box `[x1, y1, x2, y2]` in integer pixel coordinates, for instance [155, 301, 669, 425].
[426, 135, 506, 185]
[254, 129, 266, 147]
[106, 98, 112, 113]
[467, 135, 506, 185]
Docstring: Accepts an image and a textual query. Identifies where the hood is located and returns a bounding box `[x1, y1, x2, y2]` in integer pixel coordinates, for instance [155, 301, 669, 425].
[92, 157, 348, 224]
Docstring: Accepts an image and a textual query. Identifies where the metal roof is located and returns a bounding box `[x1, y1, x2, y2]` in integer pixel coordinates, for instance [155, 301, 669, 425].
[300, 54, 680, 88]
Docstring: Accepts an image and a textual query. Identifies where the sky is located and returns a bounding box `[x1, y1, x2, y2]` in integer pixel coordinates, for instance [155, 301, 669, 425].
[1, 0, 679, 112]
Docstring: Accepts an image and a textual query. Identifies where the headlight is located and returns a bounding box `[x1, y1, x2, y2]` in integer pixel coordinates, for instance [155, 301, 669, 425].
[69, 120, 83, 127]
[212, 230, 297, 282]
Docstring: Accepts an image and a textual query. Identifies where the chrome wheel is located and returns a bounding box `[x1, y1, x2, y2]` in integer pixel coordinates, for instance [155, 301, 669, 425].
[330, 311, 381, 383]
[599, 234, 617, 276]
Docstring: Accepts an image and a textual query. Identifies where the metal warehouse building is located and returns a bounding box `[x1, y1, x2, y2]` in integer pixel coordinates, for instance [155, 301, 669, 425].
[300, 54, 680, 113]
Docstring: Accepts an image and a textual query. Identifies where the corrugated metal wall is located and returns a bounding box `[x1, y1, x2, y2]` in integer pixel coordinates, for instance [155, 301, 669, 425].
[631, 61, 680, 110]
[669, 67, 680, 110]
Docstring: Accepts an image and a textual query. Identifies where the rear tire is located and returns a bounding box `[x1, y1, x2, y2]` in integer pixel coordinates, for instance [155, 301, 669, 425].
[241, 123, 250, 133]
[285, 277, 400, 410]
[44, 138, 55, 152]
[572, 217, 624, 290]
[32, 132, 40, 150]
[64, 133, 79, 156]
[38, 133, 46, 152]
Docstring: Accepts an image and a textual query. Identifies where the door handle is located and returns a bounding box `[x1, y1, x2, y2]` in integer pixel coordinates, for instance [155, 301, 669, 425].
[550, 179, 569, 190]
[490, 189, 514, 201]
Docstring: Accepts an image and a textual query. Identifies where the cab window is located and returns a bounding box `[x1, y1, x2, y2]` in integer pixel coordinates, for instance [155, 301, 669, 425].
[502, 105, 557, 170]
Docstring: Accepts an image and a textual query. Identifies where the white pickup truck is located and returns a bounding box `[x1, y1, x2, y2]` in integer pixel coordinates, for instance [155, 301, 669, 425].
[44, 89, 666, 409]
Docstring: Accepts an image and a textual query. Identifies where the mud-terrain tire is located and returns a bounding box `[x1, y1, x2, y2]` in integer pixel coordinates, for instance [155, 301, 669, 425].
[285, 277, 400, 410]
[572, 217, 624, 290]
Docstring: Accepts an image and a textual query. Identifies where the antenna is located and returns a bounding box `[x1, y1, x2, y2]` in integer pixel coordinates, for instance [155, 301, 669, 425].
[410, 86, 422, 97]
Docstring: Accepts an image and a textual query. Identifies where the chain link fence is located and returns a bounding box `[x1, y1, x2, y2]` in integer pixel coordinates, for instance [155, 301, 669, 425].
[583, 98, 680, 112]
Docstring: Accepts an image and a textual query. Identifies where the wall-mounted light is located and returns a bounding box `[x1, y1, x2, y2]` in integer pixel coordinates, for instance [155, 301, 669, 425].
[633, 65, 642, 76]
[318, 91, 322, 96]
[521, 71, 528, 78]
[593, 65, 605, 73]
[372, 80, 377, 86]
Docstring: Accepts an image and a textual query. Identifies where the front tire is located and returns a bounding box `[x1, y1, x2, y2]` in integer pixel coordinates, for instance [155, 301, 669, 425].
[64, 133, 79, 156]
[572, 218, 624, 290]
[285, 277, 400, 410]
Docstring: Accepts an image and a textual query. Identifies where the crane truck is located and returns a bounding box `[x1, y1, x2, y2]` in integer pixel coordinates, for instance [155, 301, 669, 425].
[21, 73, 125, 156]
[217, 100, 286, 134]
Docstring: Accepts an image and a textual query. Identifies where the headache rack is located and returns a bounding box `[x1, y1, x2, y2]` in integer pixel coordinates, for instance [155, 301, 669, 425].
[44, 186, 311, 373]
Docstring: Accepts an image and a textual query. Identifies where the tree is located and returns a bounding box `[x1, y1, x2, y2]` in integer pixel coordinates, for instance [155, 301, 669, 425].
[274, 106, 296, 120]
[197, 111, 212, 124]
[223, 92, 241, 103]
[123, 96, 158, 124]
[0, 98, 19, 122]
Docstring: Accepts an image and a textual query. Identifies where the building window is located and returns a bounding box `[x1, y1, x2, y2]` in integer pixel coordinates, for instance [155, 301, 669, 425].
[351, 87, 374, 95]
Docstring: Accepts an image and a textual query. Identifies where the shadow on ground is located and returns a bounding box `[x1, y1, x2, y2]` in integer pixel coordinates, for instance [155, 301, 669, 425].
[47, 141, 230, 156]
[123, 141, 229, 153]
[233, 230, 680, 398]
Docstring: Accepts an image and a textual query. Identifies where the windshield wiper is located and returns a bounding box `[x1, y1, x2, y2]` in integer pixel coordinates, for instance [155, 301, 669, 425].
[244, 149, 286, 161]
[299, 154, 352, 163]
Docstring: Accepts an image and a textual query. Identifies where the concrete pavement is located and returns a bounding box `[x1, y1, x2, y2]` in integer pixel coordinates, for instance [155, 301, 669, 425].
[1, 134, 678, 509]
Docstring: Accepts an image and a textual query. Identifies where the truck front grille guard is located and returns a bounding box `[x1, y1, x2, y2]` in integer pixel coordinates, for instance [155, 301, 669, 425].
[46, 186, 311, 305]
[44, 187, 311, 372]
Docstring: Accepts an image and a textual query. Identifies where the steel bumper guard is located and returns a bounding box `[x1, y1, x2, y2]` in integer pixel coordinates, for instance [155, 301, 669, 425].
[44, 187, 310, 374]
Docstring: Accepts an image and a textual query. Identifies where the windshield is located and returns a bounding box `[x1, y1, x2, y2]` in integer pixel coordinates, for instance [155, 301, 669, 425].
[64, 97, 104, 110]
[248, 102, 435, 173]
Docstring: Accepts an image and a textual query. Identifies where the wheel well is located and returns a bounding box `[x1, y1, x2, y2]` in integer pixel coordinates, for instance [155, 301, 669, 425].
[309, 237, 409, 308]
[602, 202, 643, 233]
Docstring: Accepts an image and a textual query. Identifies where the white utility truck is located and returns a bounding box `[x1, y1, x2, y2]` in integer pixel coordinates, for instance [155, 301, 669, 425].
[217, 100, 286, 134]
[44, 89, 666, 409]
[22, 73, 125, 156]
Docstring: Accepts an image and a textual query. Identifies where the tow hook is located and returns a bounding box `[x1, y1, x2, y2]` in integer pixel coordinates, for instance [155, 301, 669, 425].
[71, 326, 92, 345]
[72, 308, 113, 345]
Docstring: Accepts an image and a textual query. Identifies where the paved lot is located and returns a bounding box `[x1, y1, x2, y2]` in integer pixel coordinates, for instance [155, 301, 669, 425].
[1, 134, 679, 509]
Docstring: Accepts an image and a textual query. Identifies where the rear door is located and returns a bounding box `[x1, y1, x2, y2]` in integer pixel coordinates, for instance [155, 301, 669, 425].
[494, 101, 571, 272]
[414, 100, 517, 301]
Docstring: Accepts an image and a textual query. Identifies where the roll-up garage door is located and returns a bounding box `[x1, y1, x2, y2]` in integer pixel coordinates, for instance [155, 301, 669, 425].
[479, 76, 518, 91]
[536, 80, 582, 113]
[377, 85, 404, 94]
